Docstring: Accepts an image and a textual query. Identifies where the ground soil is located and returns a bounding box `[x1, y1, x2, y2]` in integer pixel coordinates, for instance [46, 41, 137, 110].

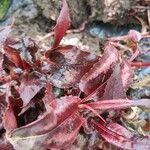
[7, 0, 146, 37]
[5, 0, 147, 52]
[35, 0, 139, 27]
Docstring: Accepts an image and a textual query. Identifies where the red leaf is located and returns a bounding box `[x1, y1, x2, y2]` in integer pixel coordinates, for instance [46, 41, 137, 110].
[7, 113, 83, 150]
[52, 0, 71, 49]
[82, 99, 150, 110]
[4, 38, 24, 69]
[94, 121, 150, 150]
[46, 113, 83, 149]
[81, 81, 107, 103]
[106, 123, 133, 138]
[5, 100, 56, 150]
[121, 60, 134, 90]
[0, 95, 12, 150]
[79, 42, 119, 94]
[3, 97, 21, 133]
[94, 121, 133, 149]
[18, 76, 44, 107]
[47, 45, 98, 88]
[51, 96, 81, 124]
[5, 96, 81, 149]
[0, 94, 6, 129]
[4, 38, 39, 70]
[42, 82, 55, 110]
[10, 108, 57, 138]
[102, 63, 126, 100]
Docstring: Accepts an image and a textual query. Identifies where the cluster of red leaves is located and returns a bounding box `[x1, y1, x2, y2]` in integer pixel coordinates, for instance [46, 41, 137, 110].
[0, 0, 150, 149]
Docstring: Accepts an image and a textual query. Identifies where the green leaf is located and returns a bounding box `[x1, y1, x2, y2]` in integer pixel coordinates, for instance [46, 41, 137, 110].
[0, 0, 11, 20]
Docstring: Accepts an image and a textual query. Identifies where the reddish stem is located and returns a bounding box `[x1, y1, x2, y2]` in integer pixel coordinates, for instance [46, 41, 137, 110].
[130, 61, 150, 67]
[37, 21, 87, 43]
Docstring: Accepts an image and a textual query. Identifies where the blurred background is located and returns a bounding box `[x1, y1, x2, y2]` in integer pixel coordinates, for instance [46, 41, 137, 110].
[0, 0, 150, 37]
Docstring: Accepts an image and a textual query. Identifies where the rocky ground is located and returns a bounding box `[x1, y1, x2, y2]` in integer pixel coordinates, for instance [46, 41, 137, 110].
[0, 0, 149, 49]
[1, 0, 149, 35]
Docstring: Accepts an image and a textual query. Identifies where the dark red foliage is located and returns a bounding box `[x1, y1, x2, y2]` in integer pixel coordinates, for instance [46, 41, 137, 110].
[94, 121, 150, 150]
[46, 45, 99, 88]
[4, 37, 39, 70]
[79, 42, 119, 94]
[18, 76, 44, 107]
[81, 98, 150, 110]
[52, 0, 71, 49]
[121, 60, 134, 90]
[0, 0, 150, 150]
[102, 63, 126, 100]
[4, 95, 83, 149]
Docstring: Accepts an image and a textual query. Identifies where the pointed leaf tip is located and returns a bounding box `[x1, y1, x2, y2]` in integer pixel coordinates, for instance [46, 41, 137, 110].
[52, 0, 71, 49]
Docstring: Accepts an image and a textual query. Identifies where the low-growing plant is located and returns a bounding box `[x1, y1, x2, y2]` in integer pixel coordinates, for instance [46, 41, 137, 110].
[0, 0, 150, 149]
